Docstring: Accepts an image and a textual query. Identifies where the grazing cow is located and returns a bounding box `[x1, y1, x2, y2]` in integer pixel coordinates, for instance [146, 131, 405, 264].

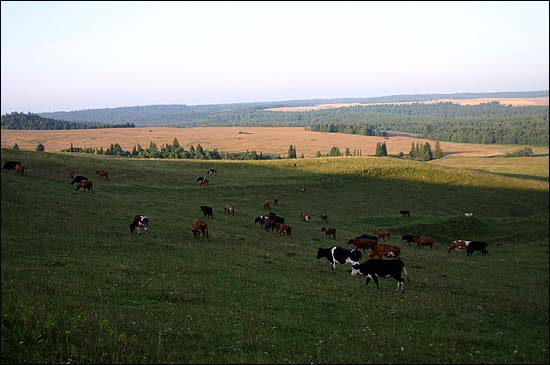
[402, 234, 419, 247]
[130, 215, 149, 234]
[273, 197, 279, 205]
[95, 170, 109, 179]
[373, 229, 391, 241]
[15, 164, 26, 175]
[2, 161, 21, 170]
[224, 204, 235, 214]
[196, 176, 206, 183]
[316, 246, 362, 272]
[200, 205, 214, 219]
[351, 259, 409, 292]
[207, 169, 217, 174]
[300, 186, 306, 193]
[263, 201, 271, 210]
[70, 175, 88, 185]
[267, 212, 285, 224]
[262, 218, 278, 231]
[198, 178, 209, 186]
[321, 227, 336, 239]
[69, 168, 76, 179]
[277, 223, 292, 238]
[347, 237, 378, 252]
[191, 219, 209, 240]
[368, 244, 401, 259]
[356, 234, 379, 242]
[448, 239, 468, 253]
[76, 179, 93, 193]
[466, 241, 488, 256]
[254, 215, 268, 225]
[415, 237, 435, 249]
[299, 213, 311, 222]
[320, 213, 329, 222]
[400, 210, 410, 217]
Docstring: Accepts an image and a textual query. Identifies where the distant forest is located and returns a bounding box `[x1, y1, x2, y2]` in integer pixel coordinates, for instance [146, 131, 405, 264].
[0, 112, 136, 130]
[3, 91, 548, 145]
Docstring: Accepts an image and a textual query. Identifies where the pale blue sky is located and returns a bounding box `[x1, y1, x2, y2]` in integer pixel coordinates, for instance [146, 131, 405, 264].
[1, 1, 548, 113]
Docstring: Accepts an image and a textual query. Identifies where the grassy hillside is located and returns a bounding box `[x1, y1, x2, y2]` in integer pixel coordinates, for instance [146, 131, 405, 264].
[1, 149, 548, 364]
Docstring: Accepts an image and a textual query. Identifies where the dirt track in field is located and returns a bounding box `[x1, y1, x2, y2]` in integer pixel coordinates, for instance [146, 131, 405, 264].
[3, 127, 546, 158]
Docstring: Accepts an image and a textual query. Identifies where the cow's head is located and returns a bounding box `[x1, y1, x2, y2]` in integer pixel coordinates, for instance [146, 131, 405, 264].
[351, 264, 362, 276]
[316, 248, 324, 259]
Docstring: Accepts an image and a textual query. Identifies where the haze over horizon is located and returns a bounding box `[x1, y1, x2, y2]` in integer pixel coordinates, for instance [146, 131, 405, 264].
[1, 1, 549, 114]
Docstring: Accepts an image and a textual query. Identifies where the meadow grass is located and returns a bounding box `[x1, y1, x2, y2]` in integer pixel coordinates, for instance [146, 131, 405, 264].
[1, 149, 549, 364]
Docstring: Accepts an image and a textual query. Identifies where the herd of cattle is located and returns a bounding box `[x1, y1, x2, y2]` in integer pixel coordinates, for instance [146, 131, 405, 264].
[3, 159, 490, 293]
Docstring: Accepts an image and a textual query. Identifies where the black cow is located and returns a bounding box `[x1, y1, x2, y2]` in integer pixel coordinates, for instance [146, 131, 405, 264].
[402, 234, 419, 246]
[351, 259, 409, 292]
[466, 241, 488, 256]
[267, 212, 285, 224]
[196, 176, 206, 184]
[400, 210, 410, 217]
[130, 215, 149, 234]
[316, 246, 362, 272]
[207, 169, 217, 174]
[200, 206, 214, 219]
[70, 175, 88, 185]
[356, 234, 379, 242]
[2, 161, 21, 170]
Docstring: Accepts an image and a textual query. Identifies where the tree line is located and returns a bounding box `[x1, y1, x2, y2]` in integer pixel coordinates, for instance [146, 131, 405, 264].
[1, 112, 136, 130]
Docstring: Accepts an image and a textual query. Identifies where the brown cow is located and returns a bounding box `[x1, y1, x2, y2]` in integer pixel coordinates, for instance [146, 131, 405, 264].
[224, 204, 235, 214]
[320, 213, 329, 222]
[76, 179, 93, 193]
[15, 164, 26, 175]
[347, 237, 377, 252]
[415, 237, 435, 249]
[96, 170, 109, 179]
[263, 218, 278, 231]
[191, 219, 209, 240]
[299, 213, 311, 222]
[198, 178, 209, 186]
[69, 168, 76, 179]
[321, 227, 336, 239]
[273, 196, 279, 205]
[448, 239, 467, 253]
[373, 229, 391, 241]
[263, 200, 271, 210]
[277, 223, 292, 238]
[368, 244, 401, 259]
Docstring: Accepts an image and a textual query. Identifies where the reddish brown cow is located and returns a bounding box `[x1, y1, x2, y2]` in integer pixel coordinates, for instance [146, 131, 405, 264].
[415, 237, 435, 249]
[277, 223, 292, 238]
[15, 164, 26, 175]
[191, 219, 209, 240]
[321, 227, 336, 239]
[198, 178, 209, 186]
[262, 219, 278, 231]
[96, 170, 109, 179]
[373, 229, 391, 241]
[448, 240, 467, 253]
[320, 213, 329, 222]
[347, 237, 377, 252]
[69, 168, 76, 179]
[224, 204, 235, 214]
[368, 244, 401, 259]
[76, 179, 93, 193]
[263, 201, 271, 210]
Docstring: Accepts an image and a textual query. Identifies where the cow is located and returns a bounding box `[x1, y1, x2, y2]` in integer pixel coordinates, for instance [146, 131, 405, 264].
[69, 168, 76, 179]
[191, 219, 209, 240]
[356, 234, 379, 242]
[273, 197, 279, 205]
[347, 237, 377, 252]
[76, 179, 93, 193]
[277, 223, 292, 238]
[300, 186, 306, 193]
[402, 234, 419, 247]
[198, 178, 209, 186]
[262, 218, 278, 231]
[373, 229, 391, 241]
[464, 212, 474, 217]
[321, 227, 336, 239]
[207, 169, 217, 174]
[263, 201, 271, 210]
[196, 176, 206, 183]
[130, 215, 149, 234]
[267, 212, 285, 224]
[415, 237, 435, 249]
[448, 239, 468, 253]
[254, 215, 269, 225]
[300, 213, 311, 222]
[400, 210, 410, 217]
[15, 164, 26, 175]
[316, 247, 362, 272]
[70, 175, 88, 185]
[320, 213, 329, 222]
[2, 161, 21, 170]
[224, 204, 235, 215]
[200, 206, 214, 219]
[368, 244, 401, 259]
[95, 170, 109, 179]
[466, 241, 488, 256]
[351, 259, 409, 292]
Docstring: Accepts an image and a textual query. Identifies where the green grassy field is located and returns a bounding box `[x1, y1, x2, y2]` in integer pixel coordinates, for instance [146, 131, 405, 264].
[1, 149, 549, 364]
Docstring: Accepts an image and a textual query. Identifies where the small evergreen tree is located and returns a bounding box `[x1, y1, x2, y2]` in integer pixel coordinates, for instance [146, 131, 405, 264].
[423, 142, 433, 161]
[375, 142, 381, 156]
[36, 143, 45, 152]
[433, 141, 443, 159]
[329, 146, 341, 156]
[316, 151, 322, 158]
[13, 143, 19, 150]
[288, 145, 297, 159]
[380, 142, 388, 156]
[345, 147, 351, 156]
[409, 141, 416, 158]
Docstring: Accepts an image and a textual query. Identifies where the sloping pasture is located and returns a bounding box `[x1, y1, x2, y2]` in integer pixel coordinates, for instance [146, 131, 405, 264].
[1, 150, 548, 364]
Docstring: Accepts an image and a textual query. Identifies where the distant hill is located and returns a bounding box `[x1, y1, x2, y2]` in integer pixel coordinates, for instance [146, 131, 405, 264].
[1, 112, 136, 130]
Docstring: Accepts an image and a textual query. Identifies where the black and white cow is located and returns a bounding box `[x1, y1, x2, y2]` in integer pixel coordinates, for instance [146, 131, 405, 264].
[2, 161, 21, 170]
[196, 176, 206, 184]
[207, 169, 218, 174]
[351, 259, 409, 292]
[316, 246, 362, 272]
[130, 215, 149, 234]
[254, 215, 269, 225]
[200, 206, 214, 219]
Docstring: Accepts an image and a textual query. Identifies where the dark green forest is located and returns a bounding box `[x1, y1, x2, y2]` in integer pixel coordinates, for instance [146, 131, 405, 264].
[0, 112, 135, 130]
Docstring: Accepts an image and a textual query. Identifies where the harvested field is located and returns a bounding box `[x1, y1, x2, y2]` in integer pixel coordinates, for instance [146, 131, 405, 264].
[2, 127, 547, 158]
[265, 97, 549, 112]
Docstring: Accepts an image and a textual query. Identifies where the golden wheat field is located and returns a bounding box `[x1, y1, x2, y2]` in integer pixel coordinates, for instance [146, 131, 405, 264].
[265, 97, 549, 112]
[2, 127, 548, 158]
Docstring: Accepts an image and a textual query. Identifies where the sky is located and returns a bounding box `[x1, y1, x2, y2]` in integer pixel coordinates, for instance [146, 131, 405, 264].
[1, 1, 549, 113]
